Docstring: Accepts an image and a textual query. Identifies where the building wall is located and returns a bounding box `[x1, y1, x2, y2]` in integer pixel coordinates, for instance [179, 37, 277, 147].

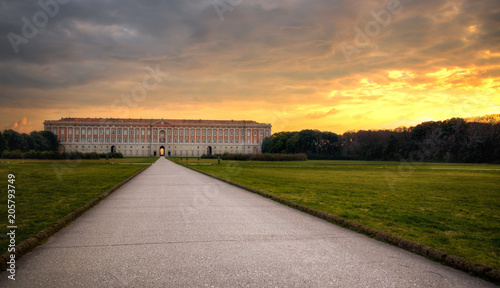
[43, 118, 272, 156]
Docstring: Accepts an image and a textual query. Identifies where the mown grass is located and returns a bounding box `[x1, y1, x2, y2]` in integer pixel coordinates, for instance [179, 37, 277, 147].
[0, 157, 156, 252]
[174, 159, 500, 270]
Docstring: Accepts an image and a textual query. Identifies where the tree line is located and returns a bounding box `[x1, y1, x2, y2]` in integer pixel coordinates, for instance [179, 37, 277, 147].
[0, 129, 125, 159]
[262, 118, 500, 163]
[0, 129, 59, 154]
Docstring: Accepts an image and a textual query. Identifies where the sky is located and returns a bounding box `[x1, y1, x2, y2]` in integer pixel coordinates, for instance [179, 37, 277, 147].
[0, 0, 499, 134]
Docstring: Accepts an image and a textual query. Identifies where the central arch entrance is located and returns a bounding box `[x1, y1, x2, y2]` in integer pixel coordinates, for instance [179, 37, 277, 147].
[111, 146, 116, 153]
[160, 146, 165, 156]
[207, 146, 212, 155]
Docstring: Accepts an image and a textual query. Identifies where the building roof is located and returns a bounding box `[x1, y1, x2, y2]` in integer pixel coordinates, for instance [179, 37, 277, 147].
[44, 117, 271, 127]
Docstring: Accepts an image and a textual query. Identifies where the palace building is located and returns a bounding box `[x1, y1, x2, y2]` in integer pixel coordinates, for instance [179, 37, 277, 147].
[43, 118, 272, 157]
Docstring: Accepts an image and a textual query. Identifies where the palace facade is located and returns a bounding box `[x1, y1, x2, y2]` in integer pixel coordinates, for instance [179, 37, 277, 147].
[43, 118, 272, 157]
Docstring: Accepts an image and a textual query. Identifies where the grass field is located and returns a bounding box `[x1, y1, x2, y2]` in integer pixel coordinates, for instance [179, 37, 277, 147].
[0, 157, 157, 252]
[172, 158, 500, 270]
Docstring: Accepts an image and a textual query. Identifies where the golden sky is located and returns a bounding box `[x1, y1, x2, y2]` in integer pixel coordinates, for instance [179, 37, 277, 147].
[0, 0, 499, 134]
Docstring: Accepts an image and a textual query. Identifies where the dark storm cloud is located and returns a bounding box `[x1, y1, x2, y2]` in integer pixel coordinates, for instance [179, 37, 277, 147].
[0, 0, 499, 132]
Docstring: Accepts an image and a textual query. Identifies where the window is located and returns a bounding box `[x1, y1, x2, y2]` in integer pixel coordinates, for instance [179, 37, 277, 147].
[261, 131, 264, 137]
[112, 129, 115, 135]
[124, 129, 127, 135]
[219, 130, 222, 136]
[180, 130, 183, 136]
[236, 131, 239, 136]
[148, 130, 151, 135]
[100, 129, 103, 135]
[203, 130, 206, 136]
[208, 130, 211, 136]
[174, 130, 177, 136]
[94, 129, 98, 135]
[197, 130, 200, 136]
[154, 130, 157, 135]
[118, 129, 121, 135]
[142, 130, 145, 135]
[225, 131, 228, 136]
[254, 131, 257, 136]
[135, 129, 139, 135]
[230, 131, 233, 136]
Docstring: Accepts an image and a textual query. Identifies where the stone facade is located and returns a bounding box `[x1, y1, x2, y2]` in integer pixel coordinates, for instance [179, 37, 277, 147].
[43, 118, 272, 157]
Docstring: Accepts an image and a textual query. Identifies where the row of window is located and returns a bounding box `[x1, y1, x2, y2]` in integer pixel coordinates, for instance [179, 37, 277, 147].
[53, 127, 269, 138]
[60, 137, 262, 144]
[73, 145, 248, 150]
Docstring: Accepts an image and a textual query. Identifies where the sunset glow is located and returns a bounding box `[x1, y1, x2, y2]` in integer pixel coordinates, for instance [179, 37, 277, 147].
[0, 0, 499, 134]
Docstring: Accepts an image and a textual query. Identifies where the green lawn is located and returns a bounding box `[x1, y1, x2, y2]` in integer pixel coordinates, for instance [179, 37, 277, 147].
[0, 157, 157, 252]
[173, 159, 500, 270]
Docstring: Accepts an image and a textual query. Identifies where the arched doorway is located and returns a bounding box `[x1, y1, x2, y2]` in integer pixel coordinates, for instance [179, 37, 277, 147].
[207, 146, 212, 155]
[111, 146, 116, 153]
[160, 146, 165, 156]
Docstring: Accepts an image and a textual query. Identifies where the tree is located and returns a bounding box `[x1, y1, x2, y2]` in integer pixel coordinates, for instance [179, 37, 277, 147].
[39, 130, 60, 151]
[261, 137, 272, 153]
[0, 131, 5, 153]
[2, 129, 24, 151]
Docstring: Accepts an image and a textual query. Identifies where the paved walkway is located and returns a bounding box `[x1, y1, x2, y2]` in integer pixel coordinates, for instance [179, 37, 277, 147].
[0, 158, 496, 287]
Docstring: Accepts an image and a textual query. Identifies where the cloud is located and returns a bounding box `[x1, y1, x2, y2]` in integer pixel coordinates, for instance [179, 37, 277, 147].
[0, 0, 499, 133]
[4, 117, 34, 133]
[307, 108, 339, 120]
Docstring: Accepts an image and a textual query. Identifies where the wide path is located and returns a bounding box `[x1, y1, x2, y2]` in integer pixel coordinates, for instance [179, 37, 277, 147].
[0, 158, 495, 287]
